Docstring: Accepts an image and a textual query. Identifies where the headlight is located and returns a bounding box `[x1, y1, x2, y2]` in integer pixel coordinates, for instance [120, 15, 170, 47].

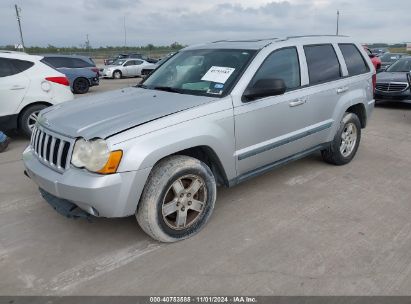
[71, 138, 122, 174]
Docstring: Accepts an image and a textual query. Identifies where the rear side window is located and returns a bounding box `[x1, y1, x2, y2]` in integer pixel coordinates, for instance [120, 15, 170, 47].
[43, 57, 71, 68]
[0, 58, 33, 77]
[250, 47, 301, 91]
[304, 44, 341, 85]
[339, 44, 370, 76]
[13, 59, 34, 72]
[71, 58, 93, 68]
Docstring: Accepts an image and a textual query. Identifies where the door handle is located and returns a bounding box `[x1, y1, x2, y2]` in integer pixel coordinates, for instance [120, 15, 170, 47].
[289, 98, 307, 107]
[336, 86, 349, 94]
[10, 85, 26, 90]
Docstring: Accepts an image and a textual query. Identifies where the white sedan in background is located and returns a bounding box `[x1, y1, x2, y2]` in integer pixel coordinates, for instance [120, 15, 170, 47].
[102, 58, 157, 79]
[0, 51, 73, 137]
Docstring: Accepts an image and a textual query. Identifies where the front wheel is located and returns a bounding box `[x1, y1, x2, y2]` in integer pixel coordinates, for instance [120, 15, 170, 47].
[321, 112, 361, 165]
[113, 70, 122, 79]
[136, 155, 217, 242]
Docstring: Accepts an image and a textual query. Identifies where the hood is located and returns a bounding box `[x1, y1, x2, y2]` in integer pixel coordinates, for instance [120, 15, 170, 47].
[39, 87, 216, 139]
[104, 65, 121, 69]
[376, 72, 409, 83]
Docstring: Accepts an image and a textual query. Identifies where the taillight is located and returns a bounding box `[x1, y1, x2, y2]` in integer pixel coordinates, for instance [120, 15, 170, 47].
[372, 73, 376, 93]
[46, 76, 70, 86]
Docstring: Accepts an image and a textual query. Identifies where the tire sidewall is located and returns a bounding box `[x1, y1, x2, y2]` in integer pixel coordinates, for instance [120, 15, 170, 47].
[155, 166, 216, 239]
[138, 157, 217, 242]
[73, 78, 89, 94]
[332, 112, 361, 163]
[113, 71, 122, 79]
[19, 104, 47, 138]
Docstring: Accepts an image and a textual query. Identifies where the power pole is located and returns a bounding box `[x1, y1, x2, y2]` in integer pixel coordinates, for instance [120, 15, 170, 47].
[15, 4, 25, 51]
[123, 15, 127, 50]
[336, 10, 340, 35]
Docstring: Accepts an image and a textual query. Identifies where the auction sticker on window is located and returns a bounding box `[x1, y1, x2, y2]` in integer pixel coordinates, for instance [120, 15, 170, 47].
[201, 66, 235, 84]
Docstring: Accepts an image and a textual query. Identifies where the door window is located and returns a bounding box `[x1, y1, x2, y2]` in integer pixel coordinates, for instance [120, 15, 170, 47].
[339, 44, 370, 76]
[0, 58, 32, 77]
[249, 47, 301, 91]
[304, 44, 341, 85]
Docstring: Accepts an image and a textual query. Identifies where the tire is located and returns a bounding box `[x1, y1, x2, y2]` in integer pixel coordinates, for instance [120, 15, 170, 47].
[321, 112, 361, 166]
[136, 155, 217, 242]
[72, 78, 90, 94]
[19, 104, 48, 138]
[113, 70, 122, 79]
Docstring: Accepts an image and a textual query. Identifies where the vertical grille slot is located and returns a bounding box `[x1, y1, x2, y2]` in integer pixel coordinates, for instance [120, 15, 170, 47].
[52, 139, 61, 165]
[30, 127, 73, 173]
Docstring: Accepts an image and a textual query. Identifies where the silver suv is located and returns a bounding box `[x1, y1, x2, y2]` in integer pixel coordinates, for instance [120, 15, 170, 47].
[23, 36, 375, 242]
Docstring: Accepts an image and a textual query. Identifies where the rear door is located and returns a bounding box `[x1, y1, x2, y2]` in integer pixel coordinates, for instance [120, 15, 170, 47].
[298, 44, 348, 143]
[0, 58, 31, 117]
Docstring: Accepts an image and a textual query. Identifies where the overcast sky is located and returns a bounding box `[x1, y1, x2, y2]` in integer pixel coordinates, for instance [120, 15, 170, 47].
[0, 0, 410, 47]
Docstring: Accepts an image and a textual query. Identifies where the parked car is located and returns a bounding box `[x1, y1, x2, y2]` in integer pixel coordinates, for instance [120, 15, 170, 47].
[375, 57, 411, 102]
[371, 48, 389, 57]
[41, 55, 99, 94]
[104, 53, 158, 65]
[102, 58, 157, 79]
[23, 36, 375, 242]
[363, 46, 381, 71]
[0, 52, 73, 137]
[379, 53, 408, 71]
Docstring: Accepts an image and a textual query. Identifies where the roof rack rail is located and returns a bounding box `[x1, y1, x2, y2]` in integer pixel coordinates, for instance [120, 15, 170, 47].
[212, 38, 279, 43]
[286, 34, 349, 39]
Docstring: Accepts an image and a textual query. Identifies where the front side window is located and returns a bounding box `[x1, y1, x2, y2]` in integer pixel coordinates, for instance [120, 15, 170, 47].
[339, 44, 370, 76]
[142, 49, 256, 97]
[248, 47, 301, 91]
[304, 44, 341, 85]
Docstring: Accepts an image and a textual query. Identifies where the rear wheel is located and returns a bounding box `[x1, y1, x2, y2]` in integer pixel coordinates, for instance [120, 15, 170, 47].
[72, 78, 89, 94]
[136, 155, 217, 242]
[19, 104, 48, 138]
[321, 112, 361, 165]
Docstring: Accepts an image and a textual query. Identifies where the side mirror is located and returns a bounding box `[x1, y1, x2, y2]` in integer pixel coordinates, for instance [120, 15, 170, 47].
[243, 78, 287, 101]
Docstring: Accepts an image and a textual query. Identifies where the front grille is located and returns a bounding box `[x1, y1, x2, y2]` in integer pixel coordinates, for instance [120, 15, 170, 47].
[30, 126, 73, 172]
[376, 82, 409, 93]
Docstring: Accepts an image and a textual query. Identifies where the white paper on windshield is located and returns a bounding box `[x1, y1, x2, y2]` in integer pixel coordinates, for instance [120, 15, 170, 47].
[201, 66, 235, 84]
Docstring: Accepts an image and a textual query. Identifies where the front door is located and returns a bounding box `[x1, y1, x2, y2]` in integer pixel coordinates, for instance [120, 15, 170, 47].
[233, 46, 337, 178]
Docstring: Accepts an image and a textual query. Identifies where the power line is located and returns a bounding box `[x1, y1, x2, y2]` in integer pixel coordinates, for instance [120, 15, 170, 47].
[15, 4, 25, 51]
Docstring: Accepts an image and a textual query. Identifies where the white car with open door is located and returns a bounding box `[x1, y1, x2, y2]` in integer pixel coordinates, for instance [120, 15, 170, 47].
[0, 52, 73, 137]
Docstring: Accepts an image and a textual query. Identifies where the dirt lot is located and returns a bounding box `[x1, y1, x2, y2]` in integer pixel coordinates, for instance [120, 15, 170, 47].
[1, 80, 411, 295]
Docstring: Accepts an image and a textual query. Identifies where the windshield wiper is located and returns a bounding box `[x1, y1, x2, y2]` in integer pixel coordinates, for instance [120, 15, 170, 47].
[153, 86, 183, 94]
[136, 84, 147, 89]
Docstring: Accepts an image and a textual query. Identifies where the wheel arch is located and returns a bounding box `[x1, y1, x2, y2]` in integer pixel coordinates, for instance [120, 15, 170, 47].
[17, 101, 52, 128]
[345, 103, 367, 128]
[168, 145, 230, 187]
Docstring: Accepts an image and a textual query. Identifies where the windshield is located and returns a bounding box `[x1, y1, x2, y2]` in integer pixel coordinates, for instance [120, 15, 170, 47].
[386, 59, 411, 72]
[381, 53, 401, 62]
[113, 59, 127, 65]
[141, 49, 256, 97]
